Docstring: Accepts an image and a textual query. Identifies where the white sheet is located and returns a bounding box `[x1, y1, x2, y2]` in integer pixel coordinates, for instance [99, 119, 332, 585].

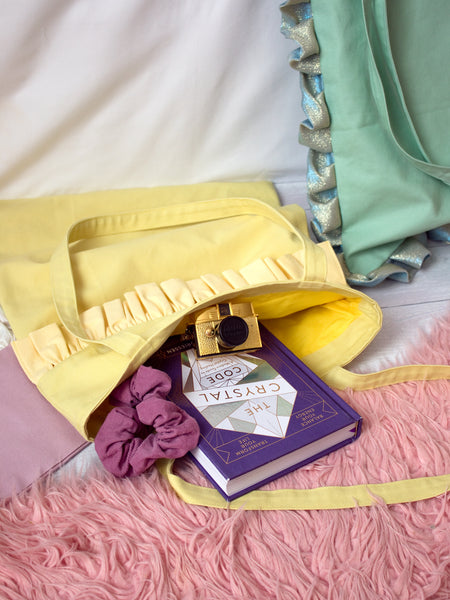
[0, 0, 306, 199]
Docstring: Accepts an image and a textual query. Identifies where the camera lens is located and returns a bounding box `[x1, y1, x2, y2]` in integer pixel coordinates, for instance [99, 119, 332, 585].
[216, 316, 249, 349]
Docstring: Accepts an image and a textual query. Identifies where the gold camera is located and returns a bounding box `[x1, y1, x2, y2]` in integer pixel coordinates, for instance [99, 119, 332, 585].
[188, 302, 262, 358]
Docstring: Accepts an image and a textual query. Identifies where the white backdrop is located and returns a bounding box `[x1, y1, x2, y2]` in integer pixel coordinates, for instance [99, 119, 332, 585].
[0, 0, 307, 199]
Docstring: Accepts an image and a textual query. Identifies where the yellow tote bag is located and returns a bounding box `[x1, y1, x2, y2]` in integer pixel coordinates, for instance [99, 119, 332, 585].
[1, 184, 448, 509]
[11, 193, 386, 439]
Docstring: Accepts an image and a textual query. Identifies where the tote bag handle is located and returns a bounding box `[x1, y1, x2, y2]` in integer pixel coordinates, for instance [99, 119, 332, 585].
[362, 0, 450, 185]
[50, 197, 323, 355]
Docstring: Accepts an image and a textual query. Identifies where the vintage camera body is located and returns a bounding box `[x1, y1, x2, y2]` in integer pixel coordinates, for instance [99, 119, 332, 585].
[189, 302, 262, 358]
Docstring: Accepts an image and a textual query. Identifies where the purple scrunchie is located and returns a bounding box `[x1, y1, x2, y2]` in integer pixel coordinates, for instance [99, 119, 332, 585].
[94, 365, 200, 477]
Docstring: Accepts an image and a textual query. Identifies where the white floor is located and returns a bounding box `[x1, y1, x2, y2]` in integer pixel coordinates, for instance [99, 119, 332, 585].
[349, 246, 449, 372]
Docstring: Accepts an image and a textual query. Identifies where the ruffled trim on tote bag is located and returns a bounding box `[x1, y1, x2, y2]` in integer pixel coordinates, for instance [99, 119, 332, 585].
[13, 251, 311, 382]
[279, 0, 444, 286]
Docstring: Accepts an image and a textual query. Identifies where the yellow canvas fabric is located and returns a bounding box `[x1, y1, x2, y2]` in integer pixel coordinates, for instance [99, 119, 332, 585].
[0, 181, 280, 338]
[8, 192, 387, 440]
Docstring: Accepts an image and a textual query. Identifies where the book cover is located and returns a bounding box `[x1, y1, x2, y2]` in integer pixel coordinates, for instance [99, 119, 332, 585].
[151, 325, 362, 501]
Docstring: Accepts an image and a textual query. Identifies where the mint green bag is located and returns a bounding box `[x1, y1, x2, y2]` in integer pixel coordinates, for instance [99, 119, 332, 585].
[281, 0, 450, 285]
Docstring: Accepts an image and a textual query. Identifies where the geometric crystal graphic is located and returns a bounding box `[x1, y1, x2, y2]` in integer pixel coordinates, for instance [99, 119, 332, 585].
[181, 350, 297, 438]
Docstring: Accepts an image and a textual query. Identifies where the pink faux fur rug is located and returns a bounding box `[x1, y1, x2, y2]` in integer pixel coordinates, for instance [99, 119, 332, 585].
[1, 313, 449, 600]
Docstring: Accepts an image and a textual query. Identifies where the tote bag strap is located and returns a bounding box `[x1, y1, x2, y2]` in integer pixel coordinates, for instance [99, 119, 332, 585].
[362, 0, 450, 185]
[158, 362, 450, 510]
[158, 459, 450, 510]
[325, 363, 450, 391]
[50, 198, 319, 355]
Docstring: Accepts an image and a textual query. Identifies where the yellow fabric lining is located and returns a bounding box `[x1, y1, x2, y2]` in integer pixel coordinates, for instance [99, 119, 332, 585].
[262, 296, 362, 358]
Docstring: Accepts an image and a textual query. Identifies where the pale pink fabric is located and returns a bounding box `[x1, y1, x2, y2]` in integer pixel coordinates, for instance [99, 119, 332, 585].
[94, 366, 200, 477]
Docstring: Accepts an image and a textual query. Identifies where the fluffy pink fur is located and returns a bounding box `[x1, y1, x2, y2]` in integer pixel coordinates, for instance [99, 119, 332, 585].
[0, 312, 449, 600]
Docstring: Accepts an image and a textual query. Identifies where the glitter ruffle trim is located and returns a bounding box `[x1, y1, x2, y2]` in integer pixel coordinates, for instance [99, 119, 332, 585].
[279, 0, 448, 286]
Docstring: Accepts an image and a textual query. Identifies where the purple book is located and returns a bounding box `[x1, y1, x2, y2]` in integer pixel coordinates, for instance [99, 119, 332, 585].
[151, 326, 362, 501]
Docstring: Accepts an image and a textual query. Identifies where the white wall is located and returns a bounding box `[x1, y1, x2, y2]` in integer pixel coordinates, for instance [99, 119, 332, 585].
[0, 0, 307, 199]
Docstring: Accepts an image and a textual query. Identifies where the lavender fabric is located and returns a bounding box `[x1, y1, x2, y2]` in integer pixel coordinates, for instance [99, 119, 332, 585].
[0, 345, 88, 499]
[94, 366, 200, 477]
